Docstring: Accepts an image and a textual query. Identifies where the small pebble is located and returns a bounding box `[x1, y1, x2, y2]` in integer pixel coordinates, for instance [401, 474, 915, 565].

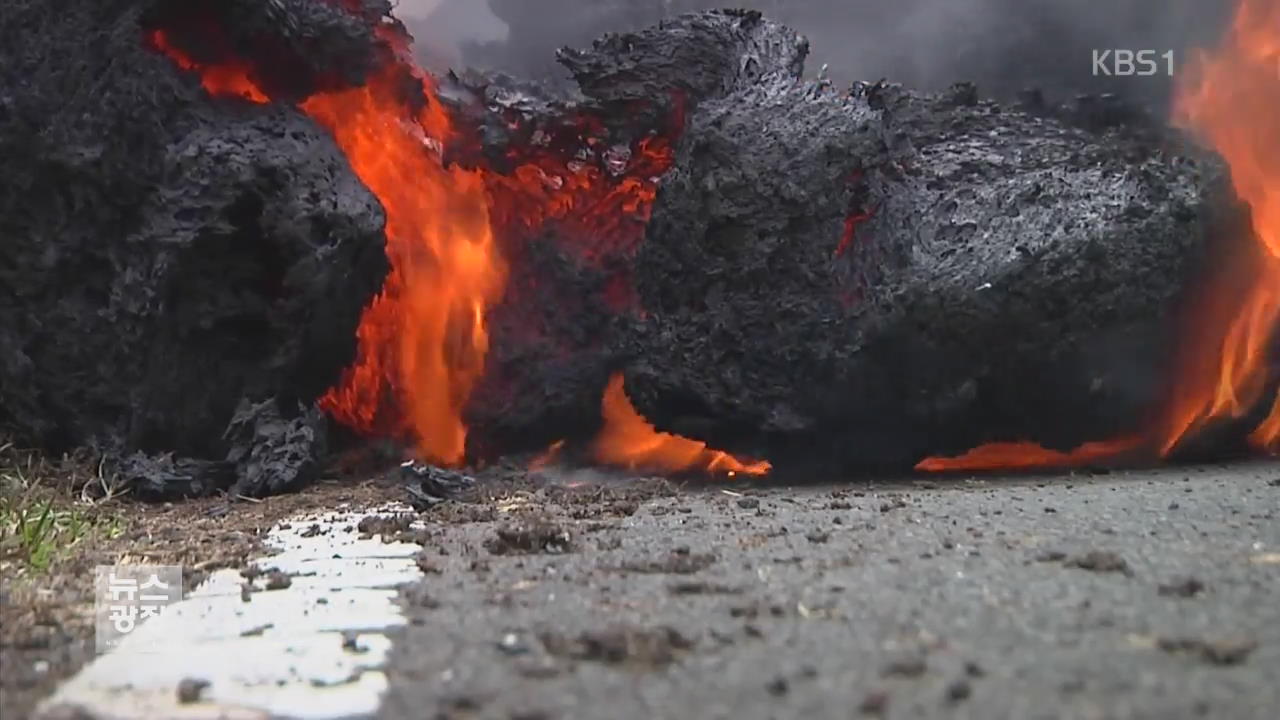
[176, 677, 209, 704]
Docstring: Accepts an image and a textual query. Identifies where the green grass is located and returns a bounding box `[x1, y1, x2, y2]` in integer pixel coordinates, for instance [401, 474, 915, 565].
[0, 438, 126, 572]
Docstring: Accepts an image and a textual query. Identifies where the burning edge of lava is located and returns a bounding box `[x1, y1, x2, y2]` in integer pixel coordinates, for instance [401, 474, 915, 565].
[921, 0, 1280, 473]
[590, 374, 771, 477]
[146, 8, 766, 479]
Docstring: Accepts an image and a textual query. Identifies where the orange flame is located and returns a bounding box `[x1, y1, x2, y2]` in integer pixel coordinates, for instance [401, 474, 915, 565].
[593, 374, 771, 476]
[149, 18, 713, 477]
[529, 439, 566, 471]
[1161, 0, 1280, 454]
[304, 61, 506, 466]
[914, 437, 1142, 473]
[149, 25, 505, 466]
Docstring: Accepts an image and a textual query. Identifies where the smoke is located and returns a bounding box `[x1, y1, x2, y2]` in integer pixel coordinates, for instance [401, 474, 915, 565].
[397, 0, 506, 69]
[404, 0, 1232, 108]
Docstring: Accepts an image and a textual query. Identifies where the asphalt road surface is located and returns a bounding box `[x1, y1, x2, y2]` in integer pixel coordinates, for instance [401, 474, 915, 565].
[377, 462, 1280, 720]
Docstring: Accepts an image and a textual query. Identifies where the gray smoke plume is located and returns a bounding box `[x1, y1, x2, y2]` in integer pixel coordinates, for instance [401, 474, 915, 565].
[401, 0, 1234, 109]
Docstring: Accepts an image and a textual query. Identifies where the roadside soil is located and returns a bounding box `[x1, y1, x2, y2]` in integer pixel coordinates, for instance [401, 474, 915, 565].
[0, 454, 406, 720]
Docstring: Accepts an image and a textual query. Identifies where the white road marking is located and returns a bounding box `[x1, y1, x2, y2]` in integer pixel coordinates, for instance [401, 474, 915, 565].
[37, 504, 423, 720]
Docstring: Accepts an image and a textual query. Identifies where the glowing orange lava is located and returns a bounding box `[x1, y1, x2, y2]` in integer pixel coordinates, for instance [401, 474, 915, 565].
[305, 63, 506, 467]
[150, 25, 504, 466]
[149, 16, 758, 476]
[914, 437, 1143, 473]
[1161, 0, 1280, 454]
[146, 30, 267, 103]
[593, 374, 771, 477]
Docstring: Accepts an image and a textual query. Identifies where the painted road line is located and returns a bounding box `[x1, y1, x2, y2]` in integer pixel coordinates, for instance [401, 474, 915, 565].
[37, 504, 423, 720]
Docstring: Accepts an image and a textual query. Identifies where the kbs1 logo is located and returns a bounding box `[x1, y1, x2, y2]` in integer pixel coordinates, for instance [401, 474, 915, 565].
[1092, 49, 1175, 76]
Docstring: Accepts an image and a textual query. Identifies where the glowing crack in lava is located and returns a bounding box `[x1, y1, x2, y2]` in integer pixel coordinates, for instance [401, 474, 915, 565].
[148, 17, 765, 477]
[919, 0, 1280, 472]
[147, 30, 267, 103]
[593, 374, 772, 477]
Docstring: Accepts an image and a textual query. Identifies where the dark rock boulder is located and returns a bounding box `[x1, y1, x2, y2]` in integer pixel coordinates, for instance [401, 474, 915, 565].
[621, 67, 1228, 470]
[0, 0, 389, 494]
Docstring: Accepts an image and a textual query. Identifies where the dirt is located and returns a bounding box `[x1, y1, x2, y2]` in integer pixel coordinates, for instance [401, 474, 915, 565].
[357, 514, 417, 538]
[484, 516, 575, 555]
[539, 626, 695, 668]
[175, 677, 208, 704]
[0, 476, 405, 720]
[1064, 550, 1134, 575]
[1156, 636, 1259, 666]
[1158, 576, 1208, 598]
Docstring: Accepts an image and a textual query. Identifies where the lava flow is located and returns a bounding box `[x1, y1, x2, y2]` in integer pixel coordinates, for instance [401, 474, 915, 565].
[913, 437, 1143, 473]
[1159, 0, 1280, 454]
[148, 11, 763, 477]
[304, 63, 506, 468]
[148, 25, 501, 466]
[919, 0, 1280, 472]
[593, 374, 772, 477]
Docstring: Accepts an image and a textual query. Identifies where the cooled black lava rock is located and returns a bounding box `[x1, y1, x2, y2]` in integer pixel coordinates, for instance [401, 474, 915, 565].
[458, 10, 1234, 470]
[0, 0, 389, 495]
[224, 399, 328, 497]
[402, 461, 476, 510]
[110, 452, 237, 502]
[621, 59, 1231, 470]
[555, 7, 808, 111]
[467, 0, 1231, 111]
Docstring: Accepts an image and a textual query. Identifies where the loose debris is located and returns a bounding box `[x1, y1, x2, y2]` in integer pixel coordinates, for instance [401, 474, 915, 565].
[859, 690, 891, 716]
[357, 514, 415, 538]
[176, 677, 210, 704]
[539, 626, 694, 668]
[403, 462, 477, 510]
[1156, 636, 1258, 666]
[668, 581, 743, 596]
[485, 516, 573, 555]
[1157, 577, 1207, 598]
[620, 549, 717, 575]
[1064, 551, 1132, 575]
[881, 654, 929, 679]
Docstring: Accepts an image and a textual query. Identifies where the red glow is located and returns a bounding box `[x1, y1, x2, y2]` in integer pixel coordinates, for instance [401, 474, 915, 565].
[147, 30, 268, 103]
[914, 437, 1143, 473]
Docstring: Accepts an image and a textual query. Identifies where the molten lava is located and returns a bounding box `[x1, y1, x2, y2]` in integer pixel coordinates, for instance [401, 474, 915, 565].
[146, 30, 267, 103]
[1161, 0, 1280, 454]
[913, 437, 1142, 473]
[594, 374, 771, 477]
[149, 11, 757, 477]
[304, 65, 506, 467]
[920, 0, 1280, 472]
[150, 24, 505, 465]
